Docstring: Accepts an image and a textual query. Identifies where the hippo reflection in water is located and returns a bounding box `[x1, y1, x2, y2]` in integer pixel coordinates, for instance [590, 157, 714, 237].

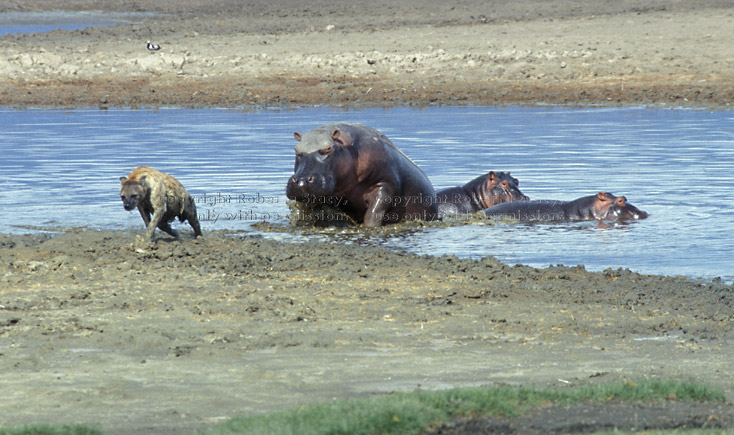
[484, 192, 648, 222]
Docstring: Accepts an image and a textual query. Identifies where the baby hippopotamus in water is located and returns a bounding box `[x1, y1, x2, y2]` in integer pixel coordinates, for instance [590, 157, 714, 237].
[484, 192, 648, 221]
[435, 171, 529, 218]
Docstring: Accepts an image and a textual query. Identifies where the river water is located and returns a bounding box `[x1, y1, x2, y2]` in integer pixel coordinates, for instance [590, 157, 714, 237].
[1, 106, 732, 282]
[0, 11, 157, 36]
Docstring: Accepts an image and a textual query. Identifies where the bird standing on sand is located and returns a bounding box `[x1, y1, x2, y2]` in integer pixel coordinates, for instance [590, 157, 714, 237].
[146, 40, 161, 51]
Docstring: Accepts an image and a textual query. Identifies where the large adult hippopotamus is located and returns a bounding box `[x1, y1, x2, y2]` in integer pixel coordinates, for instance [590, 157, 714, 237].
[436, 171, 529, 217]
[285, 123, 438, 227]
[484, 192, 648, 221]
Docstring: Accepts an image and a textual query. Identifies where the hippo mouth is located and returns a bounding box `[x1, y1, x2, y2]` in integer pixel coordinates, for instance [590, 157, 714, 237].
[286, 174, 336, 202]
[611, 206, 649, 220]
[492, 187, 529, 204]
[514, 191, 531, 201]
[625, 209, 649, 220]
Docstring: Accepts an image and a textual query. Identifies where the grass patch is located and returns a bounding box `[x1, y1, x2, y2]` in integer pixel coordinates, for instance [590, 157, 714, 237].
[200, 380, 726, 435]
[0, 425, 102, 435]
[0, 381, 725, 435]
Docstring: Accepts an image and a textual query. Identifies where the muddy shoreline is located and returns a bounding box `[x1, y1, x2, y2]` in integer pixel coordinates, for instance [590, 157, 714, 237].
[2, 1, 734, 433]
[2, 228, 734, 433]
[2, 0, 734, 109]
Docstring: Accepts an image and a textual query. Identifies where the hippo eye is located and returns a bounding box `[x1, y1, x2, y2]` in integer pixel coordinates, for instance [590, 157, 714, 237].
[319, 146, 332, 156]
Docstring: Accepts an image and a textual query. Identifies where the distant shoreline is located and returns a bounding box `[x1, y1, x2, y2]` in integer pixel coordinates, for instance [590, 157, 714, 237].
[1, 1, 733, 109]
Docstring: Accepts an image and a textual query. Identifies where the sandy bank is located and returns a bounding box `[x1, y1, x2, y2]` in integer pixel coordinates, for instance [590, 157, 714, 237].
[1, 1, 734, 108]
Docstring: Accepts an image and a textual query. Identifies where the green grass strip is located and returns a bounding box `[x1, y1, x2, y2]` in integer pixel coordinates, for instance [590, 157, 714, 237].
[201, 380, 726, 435]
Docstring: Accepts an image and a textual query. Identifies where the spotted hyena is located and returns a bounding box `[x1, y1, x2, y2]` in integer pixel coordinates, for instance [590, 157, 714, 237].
[119, 166, 202, 241]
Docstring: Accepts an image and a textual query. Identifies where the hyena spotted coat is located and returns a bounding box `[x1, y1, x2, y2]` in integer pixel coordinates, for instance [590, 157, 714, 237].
[119, 166, 202, 241]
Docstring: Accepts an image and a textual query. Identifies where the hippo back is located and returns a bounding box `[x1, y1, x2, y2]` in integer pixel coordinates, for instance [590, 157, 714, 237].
[484, 200, 567, 221]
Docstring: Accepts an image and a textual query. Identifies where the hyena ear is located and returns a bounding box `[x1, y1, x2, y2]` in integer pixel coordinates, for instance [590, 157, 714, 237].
[294, 132, 302, 142]
[139, 175, 147, 184]
[119, 176, 128, 184]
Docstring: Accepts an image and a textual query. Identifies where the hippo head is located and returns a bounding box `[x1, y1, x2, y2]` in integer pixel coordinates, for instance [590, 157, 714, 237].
[595, 192, 649, 220]
[609, 194, 649, 220]
[478, 171, 530, 208]
[286, 127, 354, 202]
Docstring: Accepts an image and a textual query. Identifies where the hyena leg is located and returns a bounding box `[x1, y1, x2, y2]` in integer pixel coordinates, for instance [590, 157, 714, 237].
[138, 208, 158, 241]
[157, 221, 179, 238]
[146, 209, 177, 241]
[144, 219, 158, 242]
[138, 208, 151, 227]
[185, 210, 203, 238]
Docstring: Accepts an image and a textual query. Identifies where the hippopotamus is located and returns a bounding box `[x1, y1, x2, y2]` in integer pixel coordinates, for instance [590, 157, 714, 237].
[484, 192, 648, 221]
[436, 171, 529, 217]
[285, 123, 438, 227]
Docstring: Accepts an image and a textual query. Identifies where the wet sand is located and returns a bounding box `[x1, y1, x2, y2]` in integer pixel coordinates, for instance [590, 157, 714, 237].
[2, 1, 734, 433]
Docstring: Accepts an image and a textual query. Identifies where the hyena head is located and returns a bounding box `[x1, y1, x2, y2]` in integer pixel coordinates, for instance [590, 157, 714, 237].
[119, 175, 147, 211]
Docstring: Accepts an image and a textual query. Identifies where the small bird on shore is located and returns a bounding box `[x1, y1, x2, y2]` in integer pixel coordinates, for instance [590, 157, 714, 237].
[146, 40, 161, 51]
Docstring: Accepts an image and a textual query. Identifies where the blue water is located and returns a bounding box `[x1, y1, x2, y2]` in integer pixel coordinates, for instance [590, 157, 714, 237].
[1, 106, 732, 283]
[0, 11, 156, 36]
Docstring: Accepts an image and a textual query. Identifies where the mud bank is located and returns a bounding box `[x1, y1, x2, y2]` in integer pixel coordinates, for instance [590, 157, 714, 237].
[1, 229, 733, 433]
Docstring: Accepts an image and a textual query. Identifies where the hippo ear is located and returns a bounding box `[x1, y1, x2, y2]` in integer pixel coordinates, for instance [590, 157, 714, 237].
[294, 132, 302, 142]
[597, 192, 614, 202]
[119, 176, 128, 184]
[332, 129, 353, 146]
[486, 171, 498, 187]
